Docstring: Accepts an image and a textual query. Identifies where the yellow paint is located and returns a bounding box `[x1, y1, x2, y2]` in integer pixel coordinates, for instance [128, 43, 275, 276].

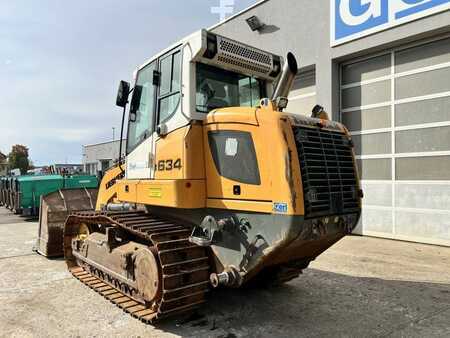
[104, 99, 359, 217]
[116, 179, 138, 203]
[95, 164, 125, 210]
[205, 107, 259, 126]
[154, 123, 205, 180]
[207, 198, 273, 213]
[117, 179, 205, 209]
[149, 188, 162, 198]
[203, 103, 305, 215]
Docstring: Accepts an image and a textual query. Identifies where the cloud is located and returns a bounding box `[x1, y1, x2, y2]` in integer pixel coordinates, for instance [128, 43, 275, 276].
[0, 0, 259, 166]
[47, 127, 100, 143]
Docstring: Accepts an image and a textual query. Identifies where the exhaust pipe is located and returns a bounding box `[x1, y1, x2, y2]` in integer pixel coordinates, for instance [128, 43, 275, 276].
[271, 52, 299, 111]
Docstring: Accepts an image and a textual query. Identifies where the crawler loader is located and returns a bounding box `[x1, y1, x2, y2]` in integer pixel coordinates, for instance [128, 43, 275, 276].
[55, 30, 362, 323]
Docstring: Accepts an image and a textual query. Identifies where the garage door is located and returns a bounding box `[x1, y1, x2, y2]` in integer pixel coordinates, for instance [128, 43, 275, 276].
[340, 36, 450, 247]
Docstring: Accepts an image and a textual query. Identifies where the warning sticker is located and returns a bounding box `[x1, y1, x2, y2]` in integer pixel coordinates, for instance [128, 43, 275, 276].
[149, 188, 162, 198]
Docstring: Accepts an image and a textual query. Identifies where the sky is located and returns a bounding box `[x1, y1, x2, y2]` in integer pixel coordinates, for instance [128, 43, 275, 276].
[0, 0, 259, 166]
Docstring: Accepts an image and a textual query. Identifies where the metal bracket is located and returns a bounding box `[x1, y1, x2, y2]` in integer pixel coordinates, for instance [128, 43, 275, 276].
[189, 215, 251, 247]
[188, 215, 227, 247]
[188, 226, 213, 247]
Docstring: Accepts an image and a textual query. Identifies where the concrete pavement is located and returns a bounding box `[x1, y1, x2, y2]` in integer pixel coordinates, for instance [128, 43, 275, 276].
[0, 206, 449, 337]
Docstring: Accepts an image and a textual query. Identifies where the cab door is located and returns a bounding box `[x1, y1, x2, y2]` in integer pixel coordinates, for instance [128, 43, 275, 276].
[126, 49, 182, 180]
[126, 61, 157, 179]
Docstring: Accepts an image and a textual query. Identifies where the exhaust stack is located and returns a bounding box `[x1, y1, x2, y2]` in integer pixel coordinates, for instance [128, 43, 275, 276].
[271, 52, 298, 111]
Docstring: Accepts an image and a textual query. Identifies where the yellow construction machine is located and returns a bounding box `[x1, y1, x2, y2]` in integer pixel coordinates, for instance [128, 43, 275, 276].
[54, 30, 362, 323]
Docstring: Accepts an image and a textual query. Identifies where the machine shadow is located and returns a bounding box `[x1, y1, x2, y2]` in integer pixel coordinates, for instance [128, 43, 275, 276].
[22, 215, 39, 222]
[156, 268, 450, 337]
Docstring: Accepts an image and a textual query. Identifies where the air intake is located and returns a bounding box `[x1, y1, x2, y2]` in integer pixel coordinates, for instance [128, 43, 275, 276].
[211, 35, 280, 79]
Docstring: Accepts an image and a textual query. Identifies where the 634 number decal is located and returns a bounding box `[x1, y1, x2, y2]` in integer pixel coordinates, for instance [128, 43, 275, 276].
[155, 159, 182, 171]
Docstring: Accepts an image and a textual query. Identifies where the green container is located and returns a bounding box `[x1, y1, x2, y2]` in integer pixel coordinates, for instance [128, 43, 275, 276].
[15, 175, 64, 214]
[13, 174, 98, 215]
[63, 175, 98, 189]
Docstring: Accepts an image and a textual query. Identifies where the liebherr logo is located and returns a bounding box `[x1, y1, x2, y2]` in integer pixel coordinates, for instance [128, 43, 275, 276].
[332, 0, 450, 46]
[211, 0, 235, 22]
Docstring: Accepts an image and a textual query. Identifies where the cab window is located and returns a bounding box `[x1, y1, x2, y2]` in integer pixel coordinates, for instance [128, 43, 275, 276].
[196, 63, 264, 113]
[158, 51, 181, 123]
[127, 61, 156, 153]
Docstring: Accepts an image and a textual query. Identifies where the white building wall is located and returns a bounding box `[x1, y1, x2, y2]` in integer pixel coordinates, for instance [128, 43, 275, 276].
[82, 140, 126, 175]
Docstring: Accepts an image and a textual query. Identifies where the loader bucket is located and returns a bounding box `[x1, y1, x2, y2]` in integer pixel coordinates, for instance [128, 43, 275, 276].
[36, 188, 98, 257]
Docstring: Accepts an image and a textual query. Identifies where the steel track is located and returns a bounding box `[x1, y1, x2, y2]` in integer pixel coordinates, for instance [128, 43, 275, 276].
[64, 210, 210, 323]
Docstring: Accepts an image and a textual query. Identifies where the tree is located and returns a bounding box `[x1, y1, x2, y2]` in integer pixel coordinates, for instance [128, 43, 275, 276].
[8, 144, 30, 175]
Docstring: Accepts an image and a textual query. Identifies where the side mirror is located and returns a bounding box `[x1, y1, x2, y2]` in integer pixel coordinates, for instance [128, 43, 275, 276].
[129, 85, 143, 122]
[116, 80, 130, 108]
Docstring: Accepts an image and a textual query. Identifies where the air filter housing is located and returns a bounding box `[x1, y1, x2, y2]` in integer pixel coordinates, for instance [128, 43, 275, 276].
[202, 32, 281, 80]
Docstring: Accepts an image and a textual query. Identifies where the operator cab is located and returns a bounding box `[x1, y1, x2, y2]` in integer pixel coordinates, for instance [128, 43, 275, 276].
[117, 29, 282, 180]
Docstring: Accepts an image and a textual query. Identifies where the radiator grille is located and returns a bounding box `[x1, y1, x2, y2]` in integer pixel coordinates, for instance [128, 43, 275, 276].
[293, 126, 360, 218]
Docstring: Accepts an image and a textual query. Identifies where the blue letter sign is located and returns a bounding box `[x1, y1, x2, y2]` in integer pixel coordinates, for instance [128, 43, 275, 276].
[331, 0, 450, 46]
